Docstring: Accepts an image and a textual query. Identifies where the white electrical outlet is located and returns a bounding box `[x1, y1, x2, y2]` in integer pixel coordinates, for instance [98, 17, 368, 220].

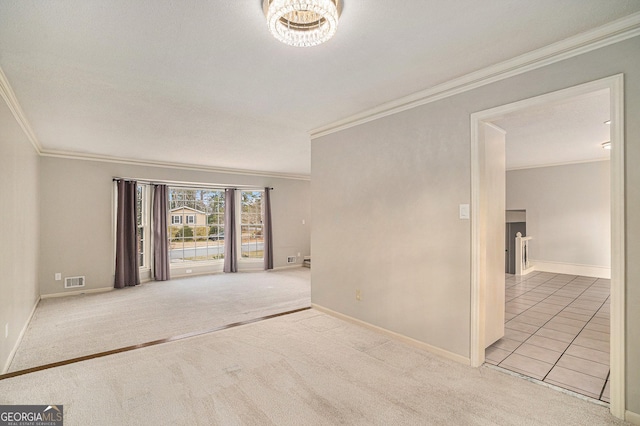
[186, 269, 193, 274]
[5, 323, 8, 338]
[356, 289, 361, 301]
[302, 219, 305, 225]
[297, 252, 301, 257]
[55, 273, 61, 281]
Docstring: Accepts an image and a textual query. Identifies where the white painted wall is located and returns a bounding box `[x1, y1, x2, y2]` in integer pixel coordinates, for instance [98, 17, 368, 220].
[312, 93, 473, 359]
[0, 101, 40, 373]
[506, 210, 526, 223]
[38, 157, 311, 296]
[506, 161, 610, 275]
[311, 36, 640, 411]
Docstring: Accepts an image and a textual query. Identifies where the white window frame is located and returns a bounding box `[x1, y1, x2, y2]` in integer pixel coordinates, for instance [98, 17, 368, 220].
[120, 184, 269, 276]
[168, 187, 226, 269]
[238, 190, 265, 267]
[137, 184, 152, 275]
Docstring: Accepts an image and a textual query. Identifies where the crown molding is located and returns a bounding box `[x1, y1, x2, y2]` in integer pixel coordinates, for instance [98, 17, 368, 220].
[39, 150, 311, 181]
[0, 66, 42, 154]
[3, 12, 638, 179]
[310, 12, 640, 139]
[0, 65, 309, 181]
[506, 157, 610, 172]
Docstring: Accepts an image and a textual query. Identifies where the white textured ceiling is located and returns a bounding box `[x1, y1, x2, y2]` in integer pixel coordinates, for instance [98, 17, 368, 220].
[0, 1, 638, 176]
[493, 90, 611, 170]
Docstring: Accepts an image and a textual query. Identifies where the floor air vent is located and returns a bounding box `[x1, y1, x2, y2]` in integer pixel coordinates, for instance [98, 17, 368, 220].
[65, 276, 85, 289]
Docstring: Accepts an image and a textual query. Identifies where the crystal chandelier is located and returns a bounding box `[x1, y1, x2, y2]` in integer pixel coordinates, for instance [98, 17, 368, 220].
[263, 0, 340, 47]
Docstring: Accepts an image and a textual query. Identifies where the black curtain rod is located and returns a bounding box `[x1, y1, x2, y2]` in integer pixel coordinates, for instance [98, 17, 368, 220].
[112, 178, 273, 191]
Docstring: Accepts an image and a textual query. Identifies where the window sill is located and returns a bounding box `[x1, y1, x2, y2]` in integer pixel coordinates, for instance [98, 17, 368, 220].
[170, 259, 224, 268]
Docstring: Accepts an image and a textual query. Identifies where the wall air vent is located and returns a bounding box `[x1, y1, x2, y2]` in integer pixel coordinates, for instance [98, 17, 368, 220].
[65, 276, 85, 289]
[287, 256, 297, 264]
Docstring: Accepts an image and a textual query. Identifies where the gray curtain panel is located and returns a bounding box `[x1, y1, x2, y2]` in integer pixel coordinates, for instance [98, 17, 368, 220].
[264, 187, 274, 270]
[152, 184, 171, 281]
[114, 180, 140, 288]
[223, 188, 237, 273]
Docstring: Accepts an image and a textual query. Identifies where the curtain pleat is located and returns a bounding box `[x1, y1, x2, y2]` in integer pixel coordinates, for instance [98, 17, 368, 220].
[114, 180, 140, 288]
[264, 188, 274, 270]
[223, 188, 237, 272]
[152, 184, 171, 281]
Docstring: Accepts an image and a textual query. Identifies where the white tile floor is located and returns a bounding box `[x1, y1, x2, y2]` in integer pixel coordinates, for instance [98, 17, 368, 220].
[486, 272, 610, 402]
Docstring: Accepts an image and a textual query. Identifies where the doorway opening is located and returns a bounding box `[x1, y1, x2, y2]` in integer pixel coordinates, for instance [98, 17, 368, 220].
[505, 210, 526, 275]
[470, 75, 625, 418]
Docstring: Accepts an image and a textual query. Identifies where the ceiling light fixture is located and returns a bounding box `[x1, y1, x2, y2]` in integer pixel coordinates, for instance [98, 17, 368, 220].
[602, 141, 611, 150]
[263, 0, 339, 47]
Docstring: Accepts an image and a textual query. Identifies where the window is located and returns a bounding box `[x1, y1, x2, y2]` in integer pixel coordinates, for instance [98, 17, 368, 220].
[136, 184, 146, 268]
[168, 188, 225, 263]
[241, 191, 263, 259]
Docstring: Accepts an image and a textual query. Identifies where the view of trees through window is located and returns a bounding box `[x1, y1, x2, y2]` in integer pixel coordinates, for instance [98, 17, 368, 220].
[133, 186, 265, 266]
[241, 191, 264, 259]
[168, 188, 225, 263]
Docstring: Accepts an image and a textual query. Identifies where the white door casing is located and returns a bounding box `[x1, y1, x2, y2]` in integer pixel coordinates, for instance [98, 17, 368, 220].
[470, 74, 625, 419]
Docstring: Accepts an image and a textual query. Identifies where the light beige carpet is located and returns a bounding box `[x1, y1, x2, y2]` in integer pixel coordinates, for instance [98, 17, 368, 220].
[9, 268, 310, 372]
[0, 309, 628, 425]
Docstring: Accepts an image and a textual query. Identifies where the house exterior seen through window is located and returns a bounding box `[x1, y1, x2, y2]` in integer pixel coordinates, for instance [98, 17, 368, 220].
[133, 186, 265, 268]
[240, 191, 264, 259]
[168, 188, 225, 263]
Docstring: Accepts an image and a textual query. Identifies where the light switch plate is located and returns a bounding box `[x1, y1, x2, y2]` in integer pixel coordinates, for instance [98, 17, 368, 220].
[459, 204, 470, 220]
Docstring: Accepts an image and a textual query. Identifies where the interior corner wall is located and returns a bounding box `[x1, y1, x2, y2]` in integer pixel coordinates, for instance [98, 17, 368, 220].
[311, 35, 640, 412]
[38, 157, 310, 296]
[0, 101, 40, 372]
[506, 161, 611, 272]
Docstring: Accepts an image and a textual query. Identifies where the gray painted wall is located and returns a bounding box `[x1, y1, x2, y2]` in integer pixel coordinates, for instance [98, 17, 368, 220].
[506, 161, 610, 268]
[0, 101, 40, 372]
[39, 157, 310, 295]
[311, 37, 640, 412]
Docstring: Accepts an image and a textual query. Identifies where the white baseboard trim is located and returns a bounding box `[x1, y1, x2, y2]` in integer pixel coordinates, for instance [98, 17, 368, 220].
[627, 410, 640, 425]
[271, 264, 304, 271]
[531, 259, 611, 279]
[171, 270, 223, 279]
[172, 266, 301, 278]
[2, 296, 40, 374]
[238, 264, 266, 272]
[171, 265, 302, 278]
[40, 287, 114, 299]
[517, 266, 536, 276]
[311, 303, 470, 366]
